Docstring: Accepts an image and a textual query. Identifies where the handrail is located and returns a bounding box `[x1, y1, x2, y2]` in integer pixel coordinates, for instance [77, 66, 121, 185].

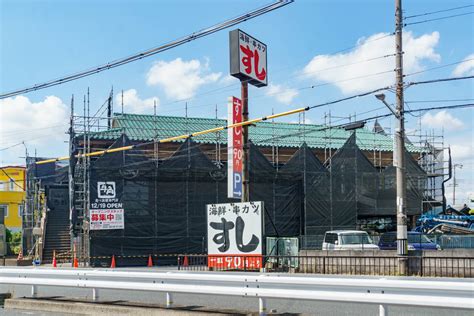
[0, 268, 473, 315]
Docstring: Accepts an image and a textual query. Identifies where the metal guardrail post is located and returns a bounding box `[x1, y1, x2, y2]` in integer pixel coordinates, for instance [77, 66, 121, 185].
[379, 304, 387, 316]
[259, 297, 267, 316]
[166, 292, 173, 308]
[31, 285, 37, 298]
[92, 288, 99, 301]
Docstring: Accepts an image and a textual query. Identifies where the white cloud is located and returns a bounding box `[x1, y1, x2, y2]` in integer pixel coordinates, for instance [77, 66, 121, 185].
[0, 95, 69, 163]
[420, 110, 464, 131]
[266, 83, 299, 104]
[146, 58, 221, 99]
[450, 144, 473, 161]
[115, 89, 159, 114]
[220, 75, 239, 85]
[452, 53, 474, 76]
[303, 31, 440, 94]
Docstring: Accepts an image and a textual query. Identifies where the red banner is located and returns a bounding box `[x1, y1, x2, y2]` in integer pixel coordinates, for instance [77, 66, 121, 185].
[208, 255, 262, 269]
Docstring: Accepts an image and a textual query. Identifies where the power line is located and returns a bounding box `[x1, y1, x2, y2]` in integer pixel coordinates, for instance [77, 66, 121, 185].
[156, 53, 396, 109]
[406, 103, 474, 112]
[406, 98, 474, 104]
[404, 4, 474, 19]
[0, 0, 293, 99]
[404, 11, 474, 26]
[404, 58, 474, 77]
[0, 168, 25, 190]
[308, 86, 393, 110]
[407, 75, 474, 87]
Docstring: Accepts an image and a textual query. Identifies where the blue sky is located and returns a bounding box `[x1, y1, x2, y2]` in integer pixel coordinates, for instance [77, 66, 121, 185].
[1, 0, 473, 205]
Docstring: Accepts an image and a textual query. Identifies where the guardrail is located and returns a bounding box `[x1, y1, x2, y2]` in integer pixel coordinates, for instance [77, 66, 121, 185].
[0, 267, 473, 315]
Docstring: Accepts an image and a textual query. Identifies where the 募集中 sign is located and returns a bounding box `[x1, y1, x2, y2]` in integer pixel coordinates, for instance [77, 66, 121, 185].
[207, 201, 263, 269]
[89, 181, 124, 230]
[228, 96, 243, 199]
[229, 29, 267, 87]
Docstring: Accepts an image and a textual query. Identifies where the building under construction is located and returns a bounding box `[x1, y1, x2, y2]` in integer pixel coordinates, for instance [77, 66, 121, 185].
[24, 93, 447, 265]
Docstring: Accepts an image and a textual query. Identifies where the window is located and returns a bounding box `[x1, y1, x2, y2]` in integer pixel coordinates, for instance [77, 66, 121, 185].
[325, 233, 338, 244]
[19, 205, 24, 217]
[0, 182, 4, 191]
[9, 179, 15, 191]
[0, 205, 7, 225]
[408, 234, 432, 244]
[341, 233, 372, 245]
[380, 233, 396, 243]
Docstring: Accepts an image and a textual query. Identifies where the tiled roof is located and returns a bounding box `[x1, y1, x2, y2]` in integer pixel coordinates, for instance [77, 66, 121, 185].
[87, 113, 420, 152]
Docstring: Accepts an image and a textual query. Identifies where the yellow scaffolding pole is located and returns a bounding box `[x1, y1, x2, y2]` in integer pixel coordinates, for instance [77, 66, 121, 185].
[36, 107, 308, 165]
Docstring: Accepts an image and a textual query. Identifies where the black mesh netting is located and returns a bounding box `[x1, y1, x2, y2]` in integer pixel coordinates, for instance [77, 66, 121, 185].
[83, 132, 426, 264]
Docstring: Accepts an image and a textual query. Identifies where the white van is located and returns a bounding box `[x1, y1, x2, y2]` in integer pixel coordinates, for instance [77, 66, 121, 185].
[322, 230, 379, 250]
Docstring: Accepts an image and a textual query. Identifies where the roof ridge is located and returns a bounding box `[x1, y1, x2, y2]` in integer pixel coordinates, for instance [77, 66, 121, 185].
[113, 112, 330, 128]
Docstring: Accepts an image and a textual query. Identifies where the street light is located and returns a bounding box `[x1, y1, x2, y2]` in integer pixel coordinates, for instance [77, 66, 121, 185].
[375, 94, 398, 118]
[375, 92, 408, 272]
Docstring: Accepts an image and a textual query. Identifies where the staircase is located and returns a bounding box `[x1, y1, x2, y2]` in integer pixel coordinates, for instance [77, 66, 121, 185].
[42, 186, 70, 264]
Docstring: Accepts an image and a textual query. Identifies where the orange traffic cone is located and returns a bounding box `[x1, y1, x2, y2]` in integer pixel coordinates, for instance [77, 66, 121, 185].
[52, 250, 57, 268]
[72, 243, 78, 268]
[183, 255, 189, 267]
[147, 255, 153, 267]
[110, 255, 116, 268]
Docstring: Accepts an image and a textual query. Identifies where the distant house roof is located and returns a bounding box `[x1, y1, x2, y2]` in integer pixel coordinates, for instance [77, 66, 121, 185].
[87, 113, 420, 152]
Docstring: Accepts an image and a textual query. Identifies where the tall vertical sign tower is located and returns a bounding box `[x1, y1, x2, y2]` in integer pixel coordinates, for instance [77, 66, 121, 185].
[229, 29, 267, 202]
[228, 97, 243, 199]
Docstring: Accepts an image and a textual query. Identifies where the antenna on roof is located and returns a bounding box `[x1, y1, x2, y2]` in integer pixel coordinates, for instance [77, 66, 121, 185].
[108, 87, 113, 129]
[185, 102, 188, 135]
[121, 90, 124, 115]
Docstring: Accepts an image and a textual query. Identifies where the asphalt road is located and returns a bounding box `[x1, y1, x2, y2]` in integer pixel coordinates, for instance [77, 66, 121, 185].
[0, 267, 472, 316]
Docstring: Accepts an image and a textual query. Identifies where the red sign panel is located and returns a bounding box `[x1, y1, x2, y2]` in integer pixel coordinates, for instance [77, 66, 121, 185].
[208, 255, 263, 269]
[228, 96, 243, 199]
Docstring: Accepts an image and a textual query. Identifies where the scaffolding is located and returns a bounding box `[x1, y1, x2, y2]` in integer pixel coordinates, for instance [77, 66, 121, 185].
[54, 89, 448, 262]
[69, 88, 113, 264]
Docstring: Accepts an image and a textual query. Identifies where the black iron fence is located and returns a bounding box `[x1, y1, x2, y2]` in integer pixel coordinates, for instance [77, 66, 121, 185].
[177, 254, 474, 278]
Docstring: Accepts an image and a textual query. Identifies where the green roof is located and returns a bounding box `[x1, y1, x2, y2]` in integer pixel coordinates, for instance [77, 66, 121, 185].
[88, 113, 419, 152]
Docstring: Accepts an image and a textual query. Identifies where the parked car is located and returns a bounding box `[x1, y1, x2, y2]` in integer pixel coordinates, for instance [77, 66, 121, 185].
[378, 231, 441, 250]
[322, 230, 379, 250]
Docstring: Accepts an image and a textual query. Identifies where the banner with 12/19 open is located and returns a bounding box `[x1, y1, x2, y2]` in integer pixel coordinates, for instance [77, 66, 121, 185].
[207, 201, 263, 269]
[89, 181, 124, 230]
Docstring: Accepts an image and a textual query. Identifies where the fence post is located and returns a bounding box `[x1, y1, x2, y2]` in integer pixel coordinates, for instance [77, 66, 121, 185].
[379, 304, 387, 316]
[259, 297, 267, 316]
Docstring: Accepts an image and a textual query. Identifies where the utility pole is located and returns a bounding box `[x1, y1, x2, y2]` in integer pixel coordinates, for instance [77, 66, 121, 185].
[241, 81, 249, 202]
[395, 0, 408, 274]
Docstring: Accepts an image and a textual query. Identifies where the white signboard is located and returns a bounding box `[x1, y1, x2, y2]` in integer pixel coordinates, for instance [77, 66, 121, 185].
[90, 180, 124, 230]
[207, 201, 263, 269]
[90, 209, 124, 230]
[230, 29, 267, 87]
